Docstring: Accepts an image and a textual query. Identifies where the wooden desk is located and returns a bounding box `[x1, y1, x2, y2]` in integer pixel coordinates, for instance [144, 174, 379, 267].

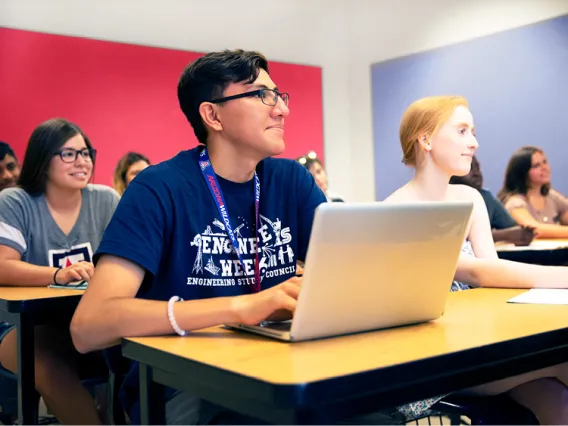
[496, 239, 568, 265]
[0, 287, 84, 425]
[123, 289, 568, 424]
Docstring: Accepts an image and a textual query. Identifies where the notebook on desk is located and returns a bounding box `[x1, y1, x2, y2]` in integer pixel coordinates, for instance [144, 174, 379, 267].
[49, 280, 88, 290]
[226, 201, 473, 342]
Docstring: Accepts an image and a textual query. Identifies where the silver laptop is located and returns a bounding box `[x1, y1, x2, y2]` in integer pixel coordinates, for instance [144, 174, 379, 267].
[227, 201, 473, 342]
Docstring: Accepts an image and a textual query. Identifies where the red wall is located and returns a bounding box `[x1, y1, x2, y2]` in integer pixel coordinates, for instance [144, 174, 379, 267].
[0, 28, 324, 186]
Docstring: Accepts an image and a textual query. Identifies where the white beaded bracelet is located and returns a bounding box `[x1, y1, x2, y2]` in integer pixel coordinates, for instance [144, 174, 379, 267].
[167, 296, 188, 336]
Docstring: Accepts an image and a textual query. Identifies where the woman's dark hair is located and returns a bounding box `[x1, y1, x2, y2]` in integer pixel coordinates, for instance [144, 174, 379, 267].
[18, 118, 94, 195]
[498, 146, 550, 202]
[177, 49, 269, 145]
[450, 155, 481, 189]
[449, 175, 468, 186]
[113, 152, 151, 195]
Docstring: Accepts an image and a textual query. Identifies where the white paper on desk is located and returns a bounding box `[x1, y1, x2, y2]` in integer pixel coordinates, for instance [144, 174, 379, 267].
[508, 289, 568, 304]
[497, 240, 568, 252]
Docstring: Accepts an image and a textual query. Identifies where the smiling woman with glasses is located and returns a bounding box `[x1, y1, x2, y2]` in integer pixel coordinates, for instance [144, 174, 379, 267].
[0, 118, 120, 424]
[18, 119, 98, 195]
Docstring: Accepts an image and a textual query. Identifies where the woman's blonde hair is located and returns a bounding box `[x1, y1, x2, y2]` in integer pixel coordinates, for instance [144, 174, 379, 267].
[113, 152, 150, 196]
[399, 95, 469, 166]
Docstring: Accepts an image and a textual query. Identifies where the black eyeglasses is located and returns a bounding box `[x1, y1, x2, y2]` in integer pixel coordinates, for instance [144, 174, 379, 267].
[54, 148, 96, 163]
[208, 88, 289, 107]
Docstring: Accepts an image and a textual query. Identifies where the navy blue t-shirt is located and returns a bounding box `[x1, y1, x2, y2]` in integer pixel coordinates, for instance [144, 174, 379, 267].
[95, 146, 326, 417]
[479, 188, 517, 230]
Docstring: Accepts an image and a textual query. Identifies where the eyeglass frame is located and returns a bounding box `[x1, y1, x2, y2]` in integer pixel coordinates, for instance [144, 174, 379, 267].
[207, 88, 289, 107]
[53, 148, 97, 163]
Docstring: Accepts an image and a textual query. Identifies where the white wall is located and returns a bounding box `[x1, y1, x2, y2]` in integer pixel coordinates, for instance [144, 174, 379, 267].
[1, 0, 567, 201]
[346, 0, 568, 200]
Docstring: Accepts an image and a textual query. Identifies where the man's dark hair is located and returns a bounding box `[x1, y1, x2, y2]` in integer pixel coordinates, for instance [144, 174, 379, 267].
[0, 141, 16, 162]
[177, 49, 269, 144]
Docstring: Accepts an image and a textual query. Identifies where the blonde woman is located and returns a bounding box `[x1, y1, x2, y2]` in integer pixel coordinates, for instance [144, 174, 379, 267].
[385, 95, 568, 424]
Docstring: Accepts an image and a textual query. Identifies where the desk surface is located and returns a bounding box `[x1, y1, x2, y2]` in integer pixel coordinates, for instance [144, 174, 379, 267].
[0, 287, 84, 314]
[0, 287, 84, 301]
[124, 288, 568, 385]
[124, 289, 568, 422]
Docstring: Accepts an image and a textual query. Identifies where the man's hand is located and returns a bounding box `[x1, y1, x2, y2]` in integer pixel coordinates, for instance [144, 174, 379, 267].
[230, 276, 302, 325]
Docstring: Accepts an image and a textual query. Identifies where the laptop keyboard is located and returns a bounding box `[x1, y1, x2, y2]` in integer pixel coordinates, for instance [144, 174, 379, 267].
[260, 321, 292, 331]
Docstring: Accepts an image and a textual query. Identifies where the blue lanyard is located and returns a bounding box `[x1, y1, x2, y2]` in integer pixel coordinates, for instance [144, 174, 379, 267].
[199, 148, 261, 293]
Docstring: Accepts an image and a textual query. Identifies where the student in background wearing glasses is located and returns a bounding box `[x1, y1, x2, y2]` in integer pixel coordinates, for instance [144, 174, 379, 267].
[0, 118, 119, 424]
[297, 151, 345, 202]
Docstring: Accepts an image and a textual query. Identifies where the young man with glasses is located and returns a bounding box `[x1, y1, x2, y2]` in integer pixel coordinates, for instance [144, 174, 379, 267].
[0, 142, 21, 192]
[71, 49, 332, 424]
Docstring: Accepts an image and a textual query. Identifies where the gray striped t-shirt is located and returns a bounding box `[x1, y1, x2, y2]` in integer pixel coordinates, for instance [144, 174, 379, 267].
[0, 184, 119, 268]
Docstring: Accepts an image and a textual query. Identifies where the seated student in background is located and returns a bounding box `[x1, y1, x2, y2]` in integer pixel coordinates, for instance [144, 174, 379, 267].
[0, 118, 120, 424]
[112, 151, 151, 196]
[385, 95, 568, 424]
[70, 49, 330, 425]
[0, 141, 21, 192]
[297, 151, 344, 202]
[498, 146, 568, 238]
[450, 155, 535, 246]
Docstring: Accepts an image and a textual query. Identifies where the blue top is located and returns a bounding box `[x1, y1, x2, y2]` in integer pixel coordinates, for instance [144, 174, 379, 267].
[95, 146, 327, 419]
[479, 188, 517, 230]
